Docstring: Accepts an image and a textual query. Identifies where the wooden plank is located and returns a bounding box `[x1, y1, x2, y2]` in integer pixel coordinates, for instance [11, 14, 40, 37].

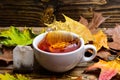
[0, 0, 47, 27]
[55, 0, 120, 28]
[0, 0, 119, 27]
[59, 0, 107, 5]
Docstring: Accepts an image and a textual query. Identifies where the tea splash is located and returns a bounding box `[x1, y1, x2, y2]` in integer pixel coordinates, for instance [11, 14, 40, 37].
[38, 31, 81, 53]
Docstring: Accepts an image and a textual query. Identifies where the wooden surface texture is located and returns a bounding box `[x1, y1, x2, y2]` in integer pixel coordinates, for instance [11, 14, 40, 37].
[0, 0, 120, 27]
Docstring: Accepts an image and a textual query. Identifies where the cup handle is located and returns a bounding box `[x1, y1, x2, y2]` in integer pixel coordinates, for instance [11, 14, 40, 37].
[80, 44, 97, 62]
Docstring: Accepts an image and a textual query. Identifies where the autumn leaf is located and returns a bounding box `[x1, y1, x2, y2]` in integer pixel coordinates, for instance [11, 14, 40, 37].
[97, 49, 111, 60]
[45, 14, 93, 43]
[93, 30, 109, 51]
[0, 26, 37, 64]
[79, 16, 88, 27]
[79, 12, 109, 34]
[16, 74, 30, 80]
[0, 73, 30, 80]
[88, 12, 109, 34]
[105, 24, 120, 50]
[0, 46, 13, 64]
[79, 12, 109, 51]
[0, 26, 37, 46]
[86, 56, 120, 80]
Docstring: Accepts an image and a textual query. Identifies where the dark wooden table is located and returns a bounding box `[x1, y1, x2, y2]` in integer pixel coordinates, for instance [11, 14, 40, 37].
[0, 61, 97, 80]
[0, 0, 120, 27]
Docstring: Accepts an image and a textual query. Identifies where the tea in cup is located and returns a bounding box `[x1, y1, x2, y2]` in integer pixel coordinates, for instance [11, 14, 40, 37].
[33, 31, 97, 72]
[38, 31, 81, 53]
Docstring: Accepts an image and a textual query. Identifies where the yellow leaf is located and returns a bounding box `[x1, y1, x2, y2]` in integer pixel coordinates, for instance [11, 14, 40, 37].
[0, 73, 30, 80]
[93, 30, 109, 51]
[45, 14, 93, 43]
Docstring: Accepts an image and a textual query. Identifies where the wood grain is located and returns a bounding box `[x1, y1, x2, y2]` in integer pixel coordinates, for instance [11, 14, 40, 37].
[0, 0, 120, 27]
[56, 0, 120, 28]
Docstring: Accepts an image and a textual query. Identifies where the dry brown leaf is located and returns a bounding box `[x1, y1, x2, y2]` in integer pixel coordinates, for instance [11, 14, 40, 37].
[88, 12, 109, 34]
[80, 12, 108, 34]
[105, 24, 120, 50]
[79, 16, 88, 27]
[97, 49, 111, 60]
[79, 12, 109, 51]
[93, 30, 109, 51]
[0, 47, 13, 64]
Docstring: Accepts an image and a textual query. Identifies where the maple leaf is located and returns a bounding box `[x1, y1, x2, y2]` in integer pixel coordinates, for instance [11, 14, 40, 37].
[86, 56, 120, 80]
[0, 26, 37, 46]
[79, 16, 88, 27]
[45, 14, 93, 43]
[88, 12, 109, 34]
[79, 12, 109, 51]
[79, 12, 109, 34]
[93, 30, 109, 51]
[105, 24, 120, 50]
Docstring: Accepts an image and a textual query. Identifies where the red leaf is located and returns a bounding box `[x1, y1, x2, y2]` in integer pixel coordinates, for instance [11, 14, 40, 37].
[99, 68, 117, 80]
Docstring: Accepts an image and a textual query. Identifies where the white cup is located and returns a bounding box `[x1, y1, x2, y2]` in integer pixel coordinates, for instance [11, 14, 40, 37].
[33, 31, 97, 72]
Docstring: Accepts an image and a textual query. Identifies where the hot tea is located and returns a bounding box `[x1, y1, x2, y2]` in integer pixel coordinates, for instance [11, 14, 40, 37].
[38, 31, 81, 53]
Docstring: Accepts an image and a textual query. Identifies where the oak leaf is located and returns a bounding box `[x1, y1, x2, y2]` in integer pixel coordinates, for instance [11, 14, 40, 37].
[46, 14, 93, 43]
[105, 24, 120, 50]
[86, 56, 120, 80]
[93, 30, 109, 51]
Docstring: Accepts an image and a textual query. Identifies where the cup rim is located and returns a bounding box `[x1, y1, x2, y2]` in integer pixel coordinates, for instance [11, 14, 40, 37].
[33, 31, 84, 56]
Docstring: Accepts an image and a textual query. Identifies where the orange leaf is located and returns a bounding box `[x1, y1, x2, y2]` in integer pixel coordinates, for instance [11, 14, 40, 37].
[93, 30, 109, 51]
[86, 56, 120, 80]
